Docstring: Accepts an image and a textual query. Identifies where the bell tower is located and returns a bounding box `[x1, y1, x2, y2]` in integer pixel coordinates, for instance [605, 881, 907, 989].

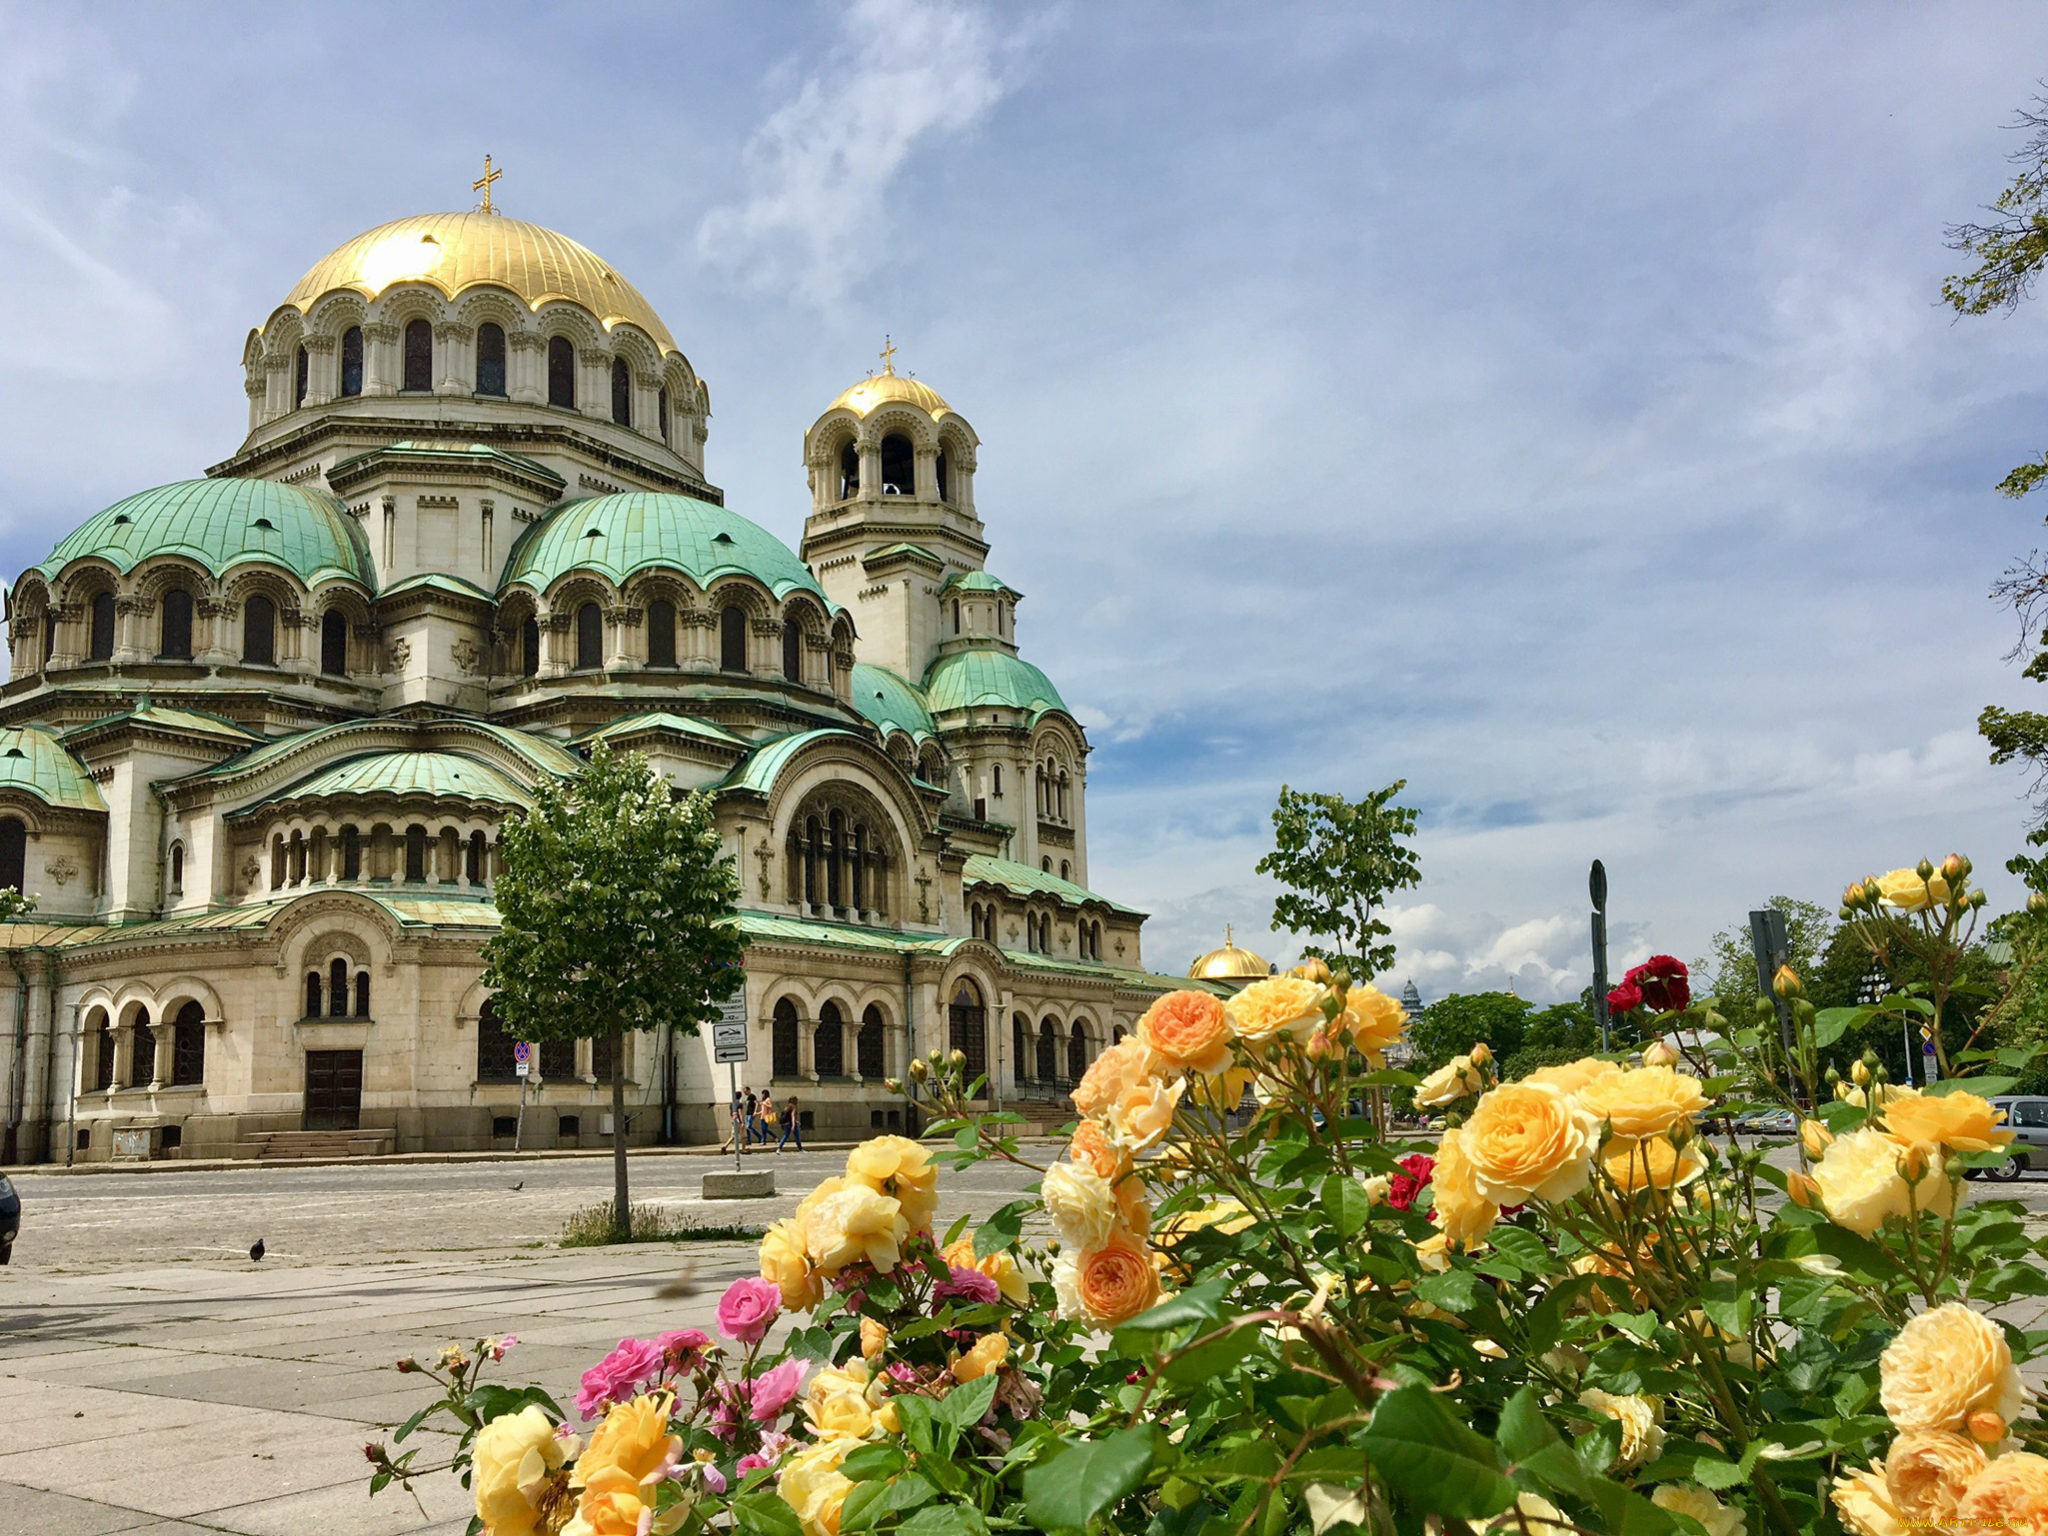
[800, 346, 987, 681]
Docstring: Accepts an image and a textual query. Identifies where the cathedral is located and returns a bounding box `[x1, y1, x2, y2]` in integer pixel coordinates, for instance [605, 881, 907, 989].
[0, 185, 1188, 1164]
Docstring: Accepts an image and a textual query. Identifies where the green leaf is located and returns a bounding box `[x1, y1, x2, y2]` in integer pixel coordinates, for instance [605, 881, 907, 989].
[975, 1199, 1034, 1259]
[898, 1507, 990, 1536]
[1161, 1325, 1261, 1386]
[1023, 1426, 1162, 1532]
[729, 1491, 805, 1536]
[1931, 1076, 2017, 1097]
[938, 1372, 1000, 1431]
[1117, 1279, 1232, 1337]
[1361, 1386, 1516, 1520]
[392, 1404, 432, 1444]
[1496, 1387, 1592, 1500]
[1414, 1270, 1485, 1314]
[837, 1443, 907, 1482]
[1810, 1007, 1863, 1049]
[1321, 1173, 1372, 1238]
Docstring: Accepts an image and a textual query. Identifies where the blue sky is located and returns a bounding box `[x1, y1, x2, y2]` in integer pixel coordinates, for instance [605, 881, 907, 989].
[4, 2, 2048, 999]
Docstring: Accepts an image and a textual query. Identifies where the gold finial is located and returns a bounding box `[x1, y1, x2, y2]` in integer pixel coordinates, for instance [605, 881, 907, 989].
[879, 335, 897, 375]
[1225, 923, 1235, 947]
[473, 154, 502, 215]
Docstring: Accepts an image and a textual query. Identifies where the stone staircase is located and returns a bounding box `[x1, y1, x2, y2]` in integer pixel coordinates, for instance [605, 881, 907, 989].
[246, 1129, 396, 1161]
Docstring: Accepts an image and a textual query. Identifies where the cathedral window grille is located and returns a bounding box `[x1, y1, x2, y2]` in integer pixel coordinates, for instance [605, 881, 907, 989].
[466, 831, 485, 885]
[169, 842, 184, 893]
[294, 345, 309, 407]
[521, 616, 541, 676]
[948, 980, 987, 1086]
[839, 441, 859, 498]
[320, 609, 348, 676]
[355, 971, 370, 1017]
[172, 1001, 205, 1086]
[935, 451, 949, 501]
[89, 591, 114, 660]
[243, 594, 276, 665]
[858, 1005, 885, 1079]
[590, 1030, 613, 1084]
[129, 1009, 155, 1088]
[575, 602, 603, 671]
[475, 323, 507, 396]
[404, 825, 427, 883]
[340, 326, 364, 397]
[646, 600, 676, 667]
[0, 817, 24, 894]
[1012, 1014, 1029, 1082]
[159, 588, 193, 659]
[720, 606, 746, 672]
[477, 1000, 519, 1083]
[657, 385, 669, 441]
[1036, 1018, 1057, 1084]
[611, 359, 631, 425]
[340, 825, 361, 881]
[880, 434, 912, 495]
[1112, 1024, 1125, 1045]
[782, 619, 802, 682]
[547, 337, 575, 408]
[90, 1011, 113, 1092]
[329, 959, 349, 1018]
[816, 1001, 844, 1077]
[1069, 1024, 1088, 1082]
[402, 319, 433, 392]
[541, 1036, 576, 1081]
[772, 998, 801, 1078]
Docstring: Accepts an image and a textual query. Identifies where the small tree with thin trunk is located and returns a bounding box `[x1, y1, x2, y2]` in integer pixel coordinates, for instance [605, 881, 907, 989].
[1255, 780, 1422, 980]
[482, 742, 743, 1238]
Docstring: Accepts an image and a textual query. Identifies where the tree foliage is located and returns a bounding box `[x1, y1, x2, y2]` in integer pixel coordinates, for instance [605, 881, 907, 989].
[482, 742, 743, 1235]
[1255, 780, 1420, 978]
[1690, 895, 1835, 1004]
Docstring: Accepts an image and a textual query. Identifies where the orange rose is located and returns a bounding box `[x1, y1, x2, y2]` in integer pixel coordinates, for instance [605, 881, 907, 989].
[1138, 989, 1235, 1076]
[564, 1485, 653, 1536]
[1073, 1236, 1162, 1325]
[1072, 1037, 1154, 1120]
[950, 1331, 1009, 1382]
[1884, 1429, 1986, 1526]
[1068, 1118, 1130, 1182]
[1104, 1075, 1184, 1153]
[1600, 1135, 1706, 1198]
[1831, 1464, 1905, 1536]
[941, 1236, 1030, 1305]
[1958, 1450, 2048, 1533]
[1881, 1303, 2025, 1431]
[1882, 1091, 2014, 1155]
[1462, 1082, 1597, 1204]
[1574, 1065, 1710, 1139]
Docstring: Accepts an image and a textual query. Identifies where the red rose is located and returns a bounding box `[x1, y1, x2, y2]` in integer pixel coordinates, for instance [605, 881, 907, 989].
[1606, 980, 1643, 1015]
[1388, 1152, 1435, 1211]
[1626, 955, 1690, 1013]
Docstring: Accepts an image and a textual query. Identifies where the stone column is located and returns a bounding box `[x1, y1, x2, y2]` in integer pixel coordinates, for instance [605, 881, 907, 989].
[634, 372, 658, 439]
[797, 1018, 815, 1081]
[605, 605, 637, 670]
[579, 348, 611, 420]
[153, 1024, 174, 1087]
[302, 335, 337, 407]
[246, 372, 267, 434]
[435, 322, 473, 397]
[362, 323, 400, 397]
[509, 332, 545, 405]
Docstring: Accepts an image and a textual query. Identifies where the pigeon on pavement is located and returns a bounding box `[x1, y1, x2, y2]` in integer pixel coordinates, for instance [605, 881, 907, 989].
[248, 1239, 265, 1262]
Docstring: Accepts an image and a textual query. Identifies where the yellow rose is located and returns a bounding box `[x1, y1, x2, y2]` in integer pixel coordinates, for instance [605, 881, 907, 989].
[777, 1434, 860, 1536]
[1573, 1065, 1710, 1139]
[1430, 1126, 1500, 1247]
[803, 1185, 910, 1274]
[1137, 989, 1236, 1076]
[571, 1393, 677, 1495]
[1883, 1428, 1986, 1526]
[1831, 1462, 1907, 1536]
[472, 1405, 568, 1536]
[1600, 1134, 1706, 1197]
[1521, 1057, 1621, 1096]
[1104, 1074, 1184, 1153]
[951, 1331, 1009, 1382]
[1880, 1303, 2024, 1431]
[1072, 1036, 1154, 1120]
[1578, 1388, 1663, 1470]
[1414, 1054, 1484, 1108]
[1812, 1128, 1913, 1236]
[1043, 1159, 1121, 1251]
[844, 1136, 939, 1233]
[1463, 1082, 1597, 1204]
[1877, 867, 1951, 912]
[760, 1217, 825, 1311]
[1223, 976, 1327, 1050]
[563, 1486, 654, 1536]
[1052, 1235, 1161, 1325]
[1412, 1232, 1452, 1271]
[804, 1360, 894, 1441]
[941, 1236, 1031, 1305]
[1649, 1485, 1745, 1536]
[1882, 1090, 2014, 1155]
[1341, 984, 1408, 1057]
[1957, 1450, 2048, 1533]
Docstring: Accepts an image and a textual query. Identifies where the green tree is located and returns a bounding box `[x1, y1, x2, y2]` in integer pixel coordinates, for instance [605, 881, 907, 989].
[1407, 991, 1534, 1077]
[1255, 780, 1421, 979]
[482, 742, 743, 1238]
[1691, 896, 1835, 1003]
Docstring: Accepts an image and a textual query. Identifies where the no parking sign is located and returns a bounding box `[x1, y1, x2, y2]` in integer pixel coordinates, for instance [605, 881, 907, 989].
[514, 1040, 532, 1078]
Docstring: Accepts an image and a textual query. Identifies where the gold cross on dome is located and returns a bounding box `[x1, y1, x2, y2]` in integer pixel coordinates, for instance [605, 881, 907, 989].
[879, 335, 897, 374]
[473, 154, 502, 214]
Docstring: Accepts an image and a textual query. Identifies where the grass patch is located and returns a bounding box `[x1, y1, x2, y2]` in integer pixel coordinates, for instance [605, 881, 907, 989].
[559, 1201, 766, 1248]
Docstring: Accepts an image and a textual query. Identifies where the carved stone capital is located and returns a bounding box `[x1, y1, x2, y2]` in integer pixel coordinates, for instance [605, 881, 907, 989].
[362, 323, 400, 343]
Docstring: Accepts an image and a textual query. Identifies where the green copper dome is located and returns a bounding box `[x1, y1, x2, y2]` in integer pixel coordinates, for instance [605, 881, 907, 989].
[263, 751, 528, 809]
[0, 727, 105, 812]
[37, 478, 374, 589]
[850, 663, 936, 743]
[500, 492, 828, 604]
[923, 648, 1069, 718]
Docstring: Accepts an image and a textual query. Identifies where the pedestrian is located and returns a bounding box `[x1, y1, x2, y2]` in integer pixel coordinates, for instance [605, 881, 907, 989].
[742, 1087, 759, 1149]
[750, 1087, 770, 1145]
[778, 1093, 804, 1152]
[722, 1089, 745, 1154]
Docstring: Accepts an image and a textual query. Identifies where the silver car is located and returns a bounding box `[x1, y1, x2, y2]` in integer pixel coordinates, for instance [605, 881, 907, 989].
[1980, 1096, 2047, 1180]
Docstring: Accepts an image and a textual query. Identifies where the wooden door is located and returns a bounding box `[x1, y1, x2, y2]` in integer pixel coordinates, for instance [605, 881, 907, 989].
[303, 1050, 362, 1131]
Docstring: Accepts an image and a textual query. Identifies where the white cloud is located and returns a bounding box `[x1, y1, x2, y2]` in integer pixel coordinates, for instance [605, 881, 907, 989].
[696, 0, 1033, 305]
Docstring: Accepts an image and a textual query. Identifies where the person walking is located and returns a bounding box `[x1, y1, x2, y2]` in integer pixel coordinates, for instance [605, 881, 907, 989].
[722, 1089, 745, 1154]
[777, 1093, 804, 1152]
[742, 1088, 760, 1150]
[750, 1087, 770, 1145]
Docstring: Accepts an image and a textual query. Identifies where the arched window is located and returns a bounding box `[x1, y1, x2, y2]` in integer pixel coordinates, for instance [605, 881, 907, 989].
[880, 433, 913, 494]
[1036, 1018, 1058, 1084]
[475, 322, 507, 396]
[320, 610, 348, 676]
[169, 842, 184, 893]
[646, 599, 675, 667]
[355, 971, 370, 1017]
[329, 958, 349, 1018]
[849, 825, 866, 911]
[339, 326, 364, 396]
[948, 979, 986, 1087]
[294, 345, 309, 407]
[1012, 1013, 1029, 1083]
[575, 602, 603, 671]
[159, 587, 193, 659]
[802, 817, 820, 905]
[1068, 1023, 1088, 1082]
[89, 591, 115, 660]
[1061, 860, 1071, 881]
[0, 817, 24, 894]
[611, 358, 631, 425]
[816, 1001, 845, 1077]
[720, 606, 747, 672]
[839, 441, 860, 498]
[952, 600, 961, 634]
[992, 764, 1002, 798]
[1113, 1024, 1125, 1045]
[242, 594, 276, 665]
[936, 450, 949, 501]
[90, 1010, 113, 1092]
[1041, 857, 1052, 875]
[773, 998, 801, 1079]
[405, 825, 427, 883]
[858, 1005, 885, 1079]
[521, 616, 541, 676]
[129, 1008, 155, 1088]
[341, 825, 361, 881]
[548, 337, 575, 407]
[826, 810, 845, 909]
[782, 619, 802, 682]
[657, 385, 670, 441]
[402, 318, 433, 392]
[172, 1001, 206, 1086]
[1059, 772, 1070, 819]
[477, 1000, 519, 1083]
[466, 831, 485, 885]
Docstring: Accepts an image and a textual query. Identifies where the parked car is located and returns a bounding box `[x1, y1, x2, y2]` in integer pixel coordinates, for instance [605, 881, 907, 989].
[1975, 1096, 2048, 1181]
[0, 1172, 17, 1264]
[1733, 1108, 1797, 1139]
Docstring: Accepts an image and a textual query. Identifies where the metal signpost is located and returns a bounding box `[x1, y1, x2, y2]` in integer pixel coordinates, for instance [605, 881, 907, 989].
[1748, 909, 1798, 1077]
[513, 1041, 531, 1151]
[1589, 860, 1611, 1051]
[712, 995, 749, 1173]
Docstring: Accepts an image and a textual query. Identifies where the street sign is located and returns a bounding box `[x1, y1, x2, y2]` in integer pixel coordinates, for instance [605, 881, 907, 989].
[513, 1041, 531, 1063]
[515, 1059, 529, 1077]
[713, 1020, 748, 1064]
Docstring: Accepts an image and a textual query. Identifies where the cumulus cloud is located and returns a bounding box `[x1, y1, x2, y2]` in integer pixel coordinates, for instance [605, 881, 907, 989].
[696, 0, 1034, 305]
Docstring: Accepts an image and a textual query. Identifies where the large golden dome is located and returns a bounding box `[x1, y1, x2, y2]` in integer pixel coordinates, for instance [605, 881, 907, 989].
[281, 212, 678, 353]
[828, 370, 952, 419]
[1188, 927, 1273, 983]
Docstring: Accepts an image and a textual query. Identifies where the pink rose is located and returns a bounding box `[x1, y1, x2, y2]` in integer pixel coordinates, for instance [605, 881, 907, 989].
[746, 1359, 806, 1421]
[934, 1265, 1001, 1307]
[717, 1277, 784, 1345]
[657, 1328, 713, 1368]
[575, 1336, 664, 1420]
[737, 1430, 796, 1475]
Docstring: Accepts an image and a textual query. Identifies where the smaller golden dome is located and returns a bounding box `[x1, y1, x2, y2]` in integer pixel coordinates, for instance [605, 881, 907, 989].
[828, 371, 951, 420]
[1188, 925, 1273, 982]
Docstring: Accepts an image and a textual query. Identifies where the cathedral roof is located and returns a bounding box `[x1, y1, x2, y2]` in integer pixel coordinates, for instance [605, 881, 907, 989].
[850, 663, 936, 743]
[923, 647, 1068, 719]
[263, 750, 529, 809]
[720, 728, 867, 797]
[281, 212, 678, 352]
[961, 854, 1142, 915]
[500, 492, 829, 604]
[36, 478, 374, 589]
[827, 371, 952, 419]
[0, 726, 104, 813]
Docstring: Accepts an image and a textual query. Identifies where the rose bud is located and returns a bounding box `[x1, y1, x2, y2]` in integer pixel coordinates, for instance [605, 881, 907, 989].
[2030, 892, 2048, 918]
[1772, 965, 1802, 1000]
[1969, 1411, 2008, 1444]
[1786, 1171, 1822, 1209]
[909, 1059, 929, 1082]
[1468, 1042, 1493, 1068]
[1942, 853, 1969, 883]
[1916, 858, 1936, 881]
[1642, 1041, 1679, 1068]
[1851, 1060, 1871, 1086]
[1799, 1120, 1833, 1159]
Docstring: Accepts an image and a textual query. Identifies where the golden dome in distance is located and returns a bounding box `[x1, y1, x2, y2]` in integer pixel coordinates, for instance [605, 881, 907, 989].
[281, 210, 679, 353]
[1188, 925, 1273, 982]
[828, 336, 952, 418]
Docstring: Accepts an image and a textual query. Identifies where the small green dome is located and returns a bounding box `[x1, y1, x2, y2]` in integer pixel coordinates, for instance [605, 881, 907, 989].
[500, 492, 828, 604]
[851, 663, 936, 743]
[264, 751, 528, 809]
[37, 478, 374, 589]
[939, 569, 1016, 596]
[0, 727, 105, 812]
[923, 648, 1069, 718]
